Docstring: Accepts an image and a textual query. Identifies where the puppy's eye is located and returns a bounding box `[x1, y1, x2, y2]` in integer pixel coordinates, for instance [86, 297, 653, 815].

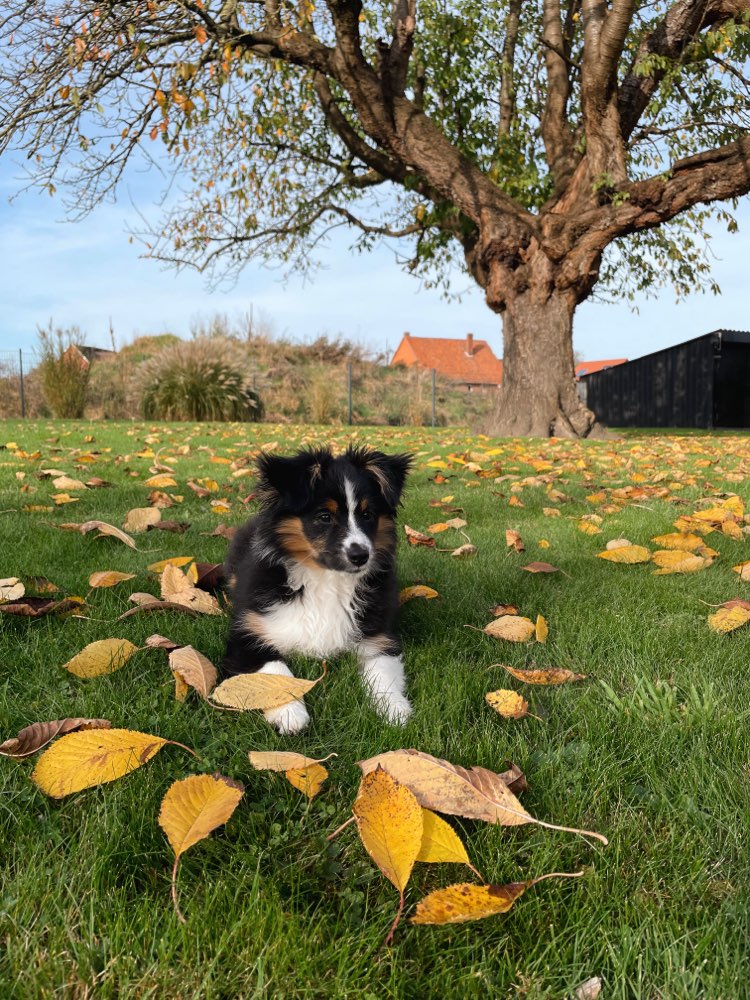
[360, 509, 373, 521]
[316, 510, 332, 524]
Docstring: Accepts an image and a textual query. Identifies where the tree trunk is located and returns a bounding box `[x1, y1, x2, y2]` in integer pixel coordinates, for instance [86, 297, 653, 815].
[486, 289, 600, 438]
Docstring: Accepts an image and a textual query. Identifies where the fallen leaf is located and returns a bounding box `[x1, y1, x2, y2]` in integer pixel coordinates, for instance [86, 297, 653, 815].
[535, 614, 549, 643]
[732, 560, 750, 582]
[145, 473, 178, 488]
[79, 520, 137, 549]
[0, 577, 25, 601]
[148, 520, 190, 534]
[399, 585, 439, 604]
[501, 665, 587, 685]
[145, 633, 181, 651]
[62, 638, 139, 678]
[491, 604, 520, 617]
[404, 525, 436, 547]
[575, 977, 603, 1000]
[128, 592, 161, 606]
[651, 550, 712, 575]
[450, 543, 477, 558]
[52, 475, 87, 491]
[88, 570, 136, 589]
[411, 871, 583, 925]
[123, 507, 161, 533]
[249, 750, 336, 771]
[707, 605, 750, 634]
[0, 718, 111, 758]
[211, 663, 326, 711]
[520, 562, 560, 574]
[147, 556, 195, 573]
[427, 522, 449, 534]
[505, 529, 524, 552]
[577, 520, 602, 535]
[651, 532, 703, 551]
[168, 645, 217, 700]
[416, 809, 474, 871]
[285, 764, 328, 799]
[605, 538, 632, 550]
[485, 689, 529, 719]
[32, 729, 168, 797]
[479, 616, 536, 642]
[0, 596, 84, 618]
[597, 545, 651, 564]
[444, 518, 467, 529]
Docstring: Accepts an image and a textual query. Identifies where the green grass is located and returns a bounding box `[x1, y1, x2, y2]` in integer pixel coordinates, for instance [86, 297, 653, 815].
[1, 419, 749, 999]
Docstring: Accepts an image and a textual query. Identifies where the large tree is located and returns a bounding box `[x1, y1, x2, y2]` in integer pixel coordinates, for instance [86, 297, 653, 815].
[2, 1, 750, 436]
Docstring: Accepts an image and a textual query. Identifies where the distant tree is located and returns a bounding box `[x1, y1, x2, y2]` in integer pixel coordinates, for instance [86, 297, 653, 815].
[2, 1, 750, 435]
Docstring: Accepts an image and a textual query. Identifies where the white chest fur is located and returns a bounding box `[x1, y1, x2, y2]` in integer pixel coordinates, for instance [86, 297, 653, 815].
[260, 563, 362, 658]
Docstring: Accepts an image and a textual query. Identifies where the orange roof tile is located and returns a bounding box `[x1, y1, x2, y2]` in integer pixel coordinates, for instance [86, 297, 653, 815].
[575, 358, 628, 378]
[390, 334, 503, 385]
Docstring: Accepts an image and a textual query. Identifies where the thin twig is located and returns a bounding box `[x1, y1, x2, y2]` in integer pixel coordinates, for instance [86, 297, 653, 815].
[171, 856, 186, 924]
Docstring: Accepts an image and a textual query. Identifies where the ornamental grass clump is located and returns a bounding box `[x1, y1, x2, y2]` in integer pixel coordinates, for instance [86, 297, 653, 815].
[139, 338, 262, 422]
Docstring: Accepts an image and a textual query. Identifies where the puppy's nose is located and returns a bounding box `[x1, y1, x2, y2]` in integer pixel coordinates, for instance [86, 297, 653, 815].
[346, 543, 370, 567]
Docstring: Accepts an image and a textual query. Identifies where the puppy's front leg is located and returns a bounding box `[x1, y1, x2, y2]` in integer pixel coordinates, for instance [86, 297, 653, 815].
[257, 662, 311, 735]
[358, 637, 413, 724]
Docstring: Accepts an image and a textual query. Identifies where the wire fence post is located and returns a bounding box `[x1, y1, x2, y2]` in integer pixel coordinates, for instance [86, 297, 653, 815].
[347, 361, 353, 426]
[19, 349, 25, 418]
[431, 368, 436, 428]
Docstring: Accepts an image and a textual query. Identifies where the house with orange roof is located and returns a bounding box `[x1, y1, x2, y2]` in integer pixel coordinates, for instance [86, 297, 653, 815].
[390, 332, 627, 389]
[390, 333, 503, 390]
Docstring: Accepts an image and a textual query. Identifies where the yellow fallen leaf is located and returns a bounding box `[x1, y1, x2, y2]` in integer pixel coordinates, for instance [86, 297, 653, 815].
[285, 763, 328, 799]
[428, 522, 449, 534]
[399, 585, 439, 604]
[51, 492, 79, 505]
[480, 616, 536, 642]
[32, 728, 168, 797]
[535, 614, 548, 642]
[416, 809, 473, 870]
[733, 561, 750, 582]
[411, 871, 583, 925]
[501, 665, 587, 685]
[722, 495, 745, 517]
[148, 556, 195, 573]
[158, 772, 244, 922]
[707, 606, 750, 634]
[651, 532, 704, 551]
[52, 475, 87, 491]
[543, 507, 561, 517]
[62, 638, 139, 678]
[485, 689, 529, 719]
[144, 474, 178, 488]
[577, 520, 602, 535]
[597, 545, 651, 564]
[249, 750, 336, 772]
[721, 519, 744, 541]
[651, 550, 712, 574]
[88, 570, 136, 589]
[211, 663, 326, 711]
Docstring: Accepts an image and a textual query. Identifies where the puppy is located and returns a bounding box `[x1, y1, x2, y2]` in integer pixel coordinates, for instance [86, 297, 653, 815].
[222, 446, 412, 734]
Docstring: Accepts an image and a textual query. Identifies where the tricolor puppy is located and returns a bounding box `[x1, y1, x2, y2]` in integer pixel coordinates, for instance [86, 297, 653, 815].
[222, 446, 413, 734]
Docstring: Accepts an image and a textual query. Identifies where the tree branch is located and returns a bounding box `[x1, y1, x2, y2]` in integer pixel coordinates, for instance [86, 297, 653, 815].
[498, 0, 522, 138]
[541, 0, 578, 191]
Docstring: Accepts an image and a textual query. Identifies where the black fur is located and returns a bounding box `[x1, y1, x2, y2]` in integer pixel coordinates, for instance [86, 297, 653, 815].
[222, 446, 411, 677]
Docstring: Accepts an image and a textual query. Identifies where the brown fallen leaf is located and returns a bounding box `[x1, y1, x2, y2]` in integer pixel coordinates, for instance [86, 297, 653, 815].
[404, 525, 436, 547]
[505, 529, 525, 552]
[211, 662, 327, 711]
[357, 749, 607, 842]
[117, 600, 200, 621]
[0, 578, 25, 601]
[521, 562, 560, 574]
[411, 871, 583, 925]
[52, 475, 87, 491]
[0, 718, 112, 758]
[148, 520, 191, 534]
[491, 604, 520, 617]
[78, 520, 137, 549]
[88, 570, 136, 589]
[450, 543, 478, 558]
[145, 633, 181, 651]
[24, 576, 61, 594]
[168, 645, 217, 701]
[202, 524, 236, 539]
[500, 665, 587, 685]
[0, 596, 85, 618]
[159, 772, 244, 922]
[723, 598, 750, 611]
[399, 585, 439, 604]
[62, 638, 139, 678]
[575, 977, 603, 1000]
[188, 562, 225, 592]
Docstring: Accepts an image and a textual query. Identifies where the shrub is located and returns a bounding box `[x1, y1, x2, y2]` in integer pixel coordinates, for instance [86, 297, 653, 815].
[139, 337, 262, 422]
[304, 366, 341, 424]
[35, 322, 91, 418]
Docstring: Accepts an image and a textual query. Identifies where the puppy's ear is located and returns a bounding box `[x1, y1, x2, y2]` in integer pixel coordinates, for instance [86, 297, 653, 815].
[256, 449, 329, 509]
[357, 450, 412, 510]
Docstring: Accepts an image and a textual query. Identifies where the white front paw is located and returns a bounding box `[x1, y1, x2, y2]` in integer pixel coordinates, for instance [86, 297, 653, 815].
[376, 692, 413, 725]
[263, 698, 310, 735]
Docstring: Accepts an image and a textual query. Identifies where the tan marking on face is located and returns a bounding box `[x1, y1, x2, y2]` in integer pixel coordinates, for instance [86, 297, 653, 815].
[276, 516, 322, 567]
[324, 498, 338, 514]
[359, 498, 369, 512]
[240, 610, 272, 645]
[375, 515, 396, 553]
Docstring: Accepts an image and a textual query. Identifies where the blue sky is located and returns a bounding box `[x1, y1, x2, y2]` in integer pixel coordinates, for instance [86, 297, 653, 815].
[2, 152, 748, 363]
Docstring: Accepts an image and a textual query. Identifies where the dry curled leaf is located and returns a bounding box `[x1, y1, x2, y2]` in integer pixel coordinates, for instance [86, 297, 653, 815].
[0, 718, 111, 758]
[411, 871, 583, 925]
[62, 638, 139, 678]
[168, 645, 217, 701]
[145, 633, 181, 651]
[76, 520, 137, 549]
[404, 525, 436, 547]
[501, 665, 587, 685]
[450, 544, 478, 558]
[0, 578, 24, 602]
[491, 603, 520, 617]
[575, 977, 603, 1000]
[505, 529, 525, 552]
[32, 728, 168, 797]
[211, 663, 326, 711]
[520, 562, 560, 574]
[88, 570, 136, 589]
[399, 585, 439, 604]
[0, 596, 84, 618]
[485, 689, 530, 719]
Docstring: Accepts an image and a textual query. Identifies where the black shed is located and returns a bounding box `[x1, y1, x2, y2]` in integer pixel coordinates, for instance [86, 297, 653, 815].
[578, 329, 750, 429]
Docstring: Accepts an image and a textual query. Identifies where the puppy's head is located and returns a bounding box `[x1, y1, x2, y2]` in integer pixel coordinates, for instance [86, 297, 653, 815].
[257, 446, 412, 573]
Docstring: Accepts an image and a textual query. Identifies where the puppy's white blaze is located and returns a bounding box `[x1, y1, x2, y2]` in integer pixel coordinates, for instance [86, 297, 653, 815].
[257, 563, 362, 658]
[343, 478, 373, 557]
[258, 661, 310, 734]
[358, 650, 413, 724]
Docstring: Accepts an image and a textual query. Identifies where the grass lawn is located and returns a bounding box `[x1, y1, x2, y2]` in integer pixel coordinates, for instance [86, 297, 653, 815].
[1, 419, 749, 999]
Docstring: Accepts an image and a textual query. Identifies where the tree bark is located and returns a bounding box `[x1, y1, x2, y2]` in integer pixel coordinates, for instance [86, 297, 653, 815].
[486, 289, 599, 439]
